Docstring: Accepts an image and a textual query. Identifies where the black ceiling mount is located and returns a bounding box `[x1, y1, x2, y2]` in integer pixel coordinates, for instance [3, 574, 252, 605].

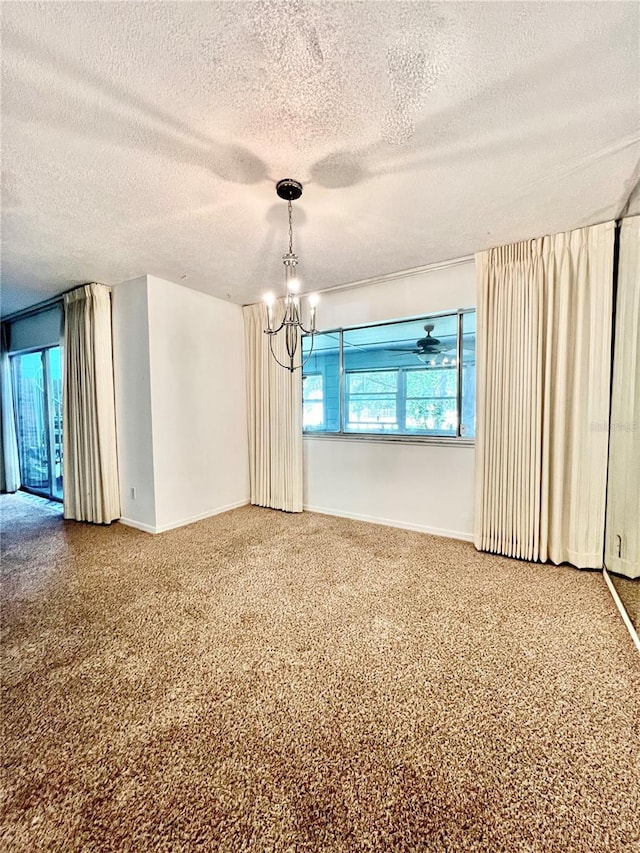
[276, 178, 303, 201]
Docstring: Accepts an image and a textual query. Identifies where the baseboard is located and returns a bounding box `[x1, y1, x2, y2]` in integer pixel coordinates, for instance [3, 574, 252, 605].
[602, 568, 640, 653]
[303, 504, 473, 542]
[119, 517, 157, 534]
[119, 499, 250, 535]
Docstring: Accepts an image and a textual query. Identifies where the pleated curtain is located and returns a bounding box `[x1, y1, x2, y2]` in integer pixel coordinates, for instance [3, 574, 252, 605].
[243, 301, 303, 512]
[0, 323, 21, 493]
[63, 283, 121, 523]
[604, 216, 640, 578]
[474, 221, 615, 568]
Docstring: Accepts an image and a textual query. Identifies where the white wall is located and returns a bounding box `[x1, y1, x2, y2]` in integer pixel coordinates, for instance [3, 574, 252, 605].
[303, 258, 477, 540]
[112, 275, 249, 533]
[146, 276, 249, 532]
[112, 276, 156, 529]
[112, 263, 473, 537]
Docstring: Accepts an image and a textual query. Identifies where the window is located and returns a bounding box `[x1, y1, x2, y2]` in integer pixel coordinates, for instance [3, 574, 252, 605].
[345, 370, 397, 431]
[405, 367, 458, 433]
[302, 310, 475, 441]
[300, 331, 341, 432]
[302, 373, 325, 429]
[10, 345, 63, 500]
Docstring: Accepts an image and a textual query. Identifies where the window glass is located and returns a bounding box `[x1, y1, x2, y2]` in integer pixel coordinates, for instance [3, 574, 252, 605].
[345, 370, 398, 432]
[342, 315, 457, 371]
[48, 346, 64, 498]
[302, 332, 340, 431]
[405, 367, 457, 434]
[303, 373, 324, 429]
[10, 345, 63, 499]
[302, 311, 475, 441]
[461, 311, 476, 438]
[12, 351, 49, 492]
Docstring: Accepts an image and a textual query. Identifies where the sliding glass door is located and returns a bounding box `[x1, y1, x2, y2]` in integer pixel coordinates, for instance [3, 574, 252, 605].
[11, 346, 63, 500]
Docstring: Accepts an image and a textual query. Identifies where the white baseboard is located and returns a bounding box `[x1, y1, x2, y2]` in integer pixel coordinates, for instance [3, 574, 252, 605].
[303, 504, 473, 542]
[118, 517, 157, 534]
[603, 568, 640, 654]
[119, 498, 249, 535]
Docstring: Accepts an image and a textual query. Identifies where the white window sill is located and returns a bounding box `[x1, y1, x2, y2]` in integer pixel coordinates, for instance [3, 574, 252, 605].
[303, 432, 475, 448]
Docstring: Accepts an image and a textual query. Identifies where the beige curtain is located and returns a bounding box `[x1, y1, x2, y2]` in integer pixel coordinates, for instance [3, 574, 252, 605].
[243, 301, 303, 512]
[0, 323, 20, 493]
[63, 283, 120, 523]
[475, 221, 615, 568]
[605, 216, 640, 579]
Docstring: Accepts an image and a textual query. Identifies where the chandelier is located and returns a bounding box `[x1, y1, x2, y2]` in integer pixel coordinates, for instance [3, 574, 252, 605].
[263, 179, 318, 372]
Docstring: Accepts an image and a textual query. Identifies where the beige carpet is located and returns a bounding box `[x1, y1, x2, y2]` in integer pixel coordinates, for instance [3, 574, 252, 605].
[1, 494, 639, 852]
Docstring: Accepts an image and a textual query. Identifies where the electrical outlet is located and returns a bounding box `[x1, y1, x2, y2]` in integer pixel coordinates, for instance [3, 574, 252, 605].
[130, 487, 136, 500]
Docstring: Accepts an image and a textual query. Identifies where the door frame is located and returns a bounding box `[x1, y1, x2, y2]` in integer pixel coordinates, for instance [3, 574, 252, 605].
[9, 344, 63, 502]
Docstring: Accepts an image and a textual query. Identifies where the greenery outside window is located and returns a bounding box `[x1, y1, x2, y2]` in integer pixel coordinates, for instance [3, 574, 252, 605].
[302, 310, 475, 441]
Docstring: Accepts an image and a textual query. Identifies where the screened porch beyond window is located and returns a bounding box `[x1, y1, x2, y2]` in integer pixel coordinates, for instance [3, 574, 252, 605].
[302, 311, 475, 440]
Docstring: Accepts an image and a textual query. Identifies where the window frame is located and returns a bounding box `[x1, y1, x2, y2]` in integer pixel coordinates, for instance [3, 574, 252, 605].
[302, 308, 475, 446]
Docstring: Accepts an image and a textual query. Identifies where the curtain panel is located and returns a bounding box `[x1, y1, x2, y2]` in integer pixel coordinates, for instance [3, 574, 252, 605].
[605, 216, 640, 579]
[0, 323, 21, 493]
[63, 283, 120, 523]
[474, 221, 615, 569]
[243, 301, 303, 513]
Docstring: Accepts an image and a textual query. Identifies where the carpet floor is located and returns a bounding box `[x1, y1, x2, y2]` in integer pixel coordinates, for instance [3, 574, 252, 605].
[1, 494, 639, 852]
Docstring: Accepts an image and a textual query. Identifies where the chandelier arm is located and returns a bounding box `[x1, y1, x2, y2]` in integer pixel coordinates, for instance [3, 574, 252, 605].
[266, 316, 288, 335]
[265, 317, 308, 336]
[267, 326, 317, 374]
[266, 297, 295, 335]
[268, 330, 296, 372]
[299, 332, 316, 370]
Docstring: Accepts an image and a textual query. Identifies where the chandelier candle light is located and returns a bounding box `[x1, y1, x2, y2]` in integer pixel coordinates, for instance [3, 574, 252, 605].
[263, 179, 318, 372]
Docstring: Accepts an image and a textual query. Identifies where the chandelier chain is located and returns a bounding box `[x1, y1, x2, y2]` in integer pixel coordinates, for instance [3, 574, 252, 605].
[288, 200, 293, 255]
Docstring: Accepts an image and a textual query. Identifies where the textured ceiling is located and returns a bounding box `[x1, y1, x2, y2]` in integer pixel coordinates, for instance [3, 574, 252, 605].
[1, 1, 639, 316]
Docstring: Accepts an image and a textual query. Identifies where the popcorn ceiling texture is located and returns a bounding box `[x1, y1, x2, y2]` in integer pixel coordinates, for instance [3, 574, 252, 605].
[1, 1, 638, 314]
[1, 495, 639, 851]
